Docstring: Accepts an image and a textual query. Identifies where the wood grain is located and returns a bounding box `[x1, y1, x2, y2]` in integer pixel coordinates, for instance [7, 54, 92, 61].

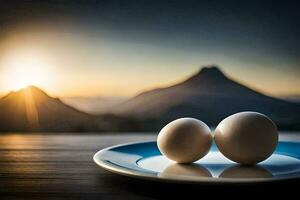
[0, 133, 299, 200]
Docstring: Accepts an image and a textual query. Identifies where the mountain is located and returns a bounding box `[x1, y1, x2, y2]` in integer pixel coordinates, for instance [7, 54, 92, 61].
[280, 95, 300, 103]
[1, 67, 299, 132]
[0, 86, 140, 132]
[0, 86, 97, 132]
[61, 96, 127, 114]
[112, 66, 300, 130]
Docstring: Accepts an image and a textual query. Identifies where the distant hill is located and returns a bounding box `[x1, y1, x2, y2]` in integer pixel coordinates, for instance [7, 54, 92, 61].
[280, 95, 300, 103]
[0, 86, 140, 132]
[62, 96, 127, 114]
[111, 66, 300, 130]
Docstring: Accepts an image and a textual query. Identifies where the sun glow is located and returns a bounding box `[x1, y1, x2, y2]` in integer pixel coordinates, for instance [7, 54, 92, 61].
[1, 49, 53, 91]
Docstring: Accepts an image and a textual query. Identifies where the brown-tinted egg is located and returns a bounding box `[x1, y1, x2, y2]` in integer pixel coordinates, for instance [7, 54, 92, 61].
[157, 118, 212, 164]
[214, 112, 278, 165]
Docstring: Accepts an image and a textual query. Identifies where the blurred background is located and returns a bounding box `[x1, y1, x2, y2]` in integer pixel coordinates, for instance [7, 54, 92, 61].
[0, 0, 299, 132]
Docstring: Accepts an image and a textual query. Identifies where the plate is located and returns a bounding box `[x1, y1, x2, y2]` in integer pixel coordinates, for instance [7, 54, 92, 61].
[93, 141, 300, 184]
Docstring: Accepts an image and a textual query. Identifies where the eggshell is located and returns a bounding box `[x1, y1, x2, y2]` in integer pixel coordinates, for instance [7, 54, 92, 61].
[214, 112, 278, 165]
[157, 118, 212, 164]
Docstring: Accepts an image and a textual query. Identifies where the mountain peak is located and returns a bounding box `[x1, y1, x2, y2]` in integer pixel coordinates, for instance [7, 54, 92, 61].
[197, 65, 225, 77]
[17, 85, 47, 95]
[181, 65, 228, 86]
[1, 85, 46, 100]
[22, 85, 43, 91]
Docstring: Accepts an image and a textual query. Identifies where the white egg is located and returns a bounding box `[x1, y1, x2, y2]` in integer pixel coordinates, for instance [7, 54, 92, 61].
[157, 118, 212, 164]
[214, 112, 278, 165]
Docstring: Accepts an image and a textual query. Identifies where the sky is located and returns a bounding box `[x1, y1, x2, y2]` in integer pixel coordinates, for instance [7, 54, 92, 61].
[0, 0, 299, 97]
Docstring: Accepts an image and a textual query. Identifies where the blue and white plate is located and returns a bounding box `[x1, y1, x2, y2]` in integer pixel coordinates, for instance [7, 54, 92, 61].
[94, 140, 300, 184]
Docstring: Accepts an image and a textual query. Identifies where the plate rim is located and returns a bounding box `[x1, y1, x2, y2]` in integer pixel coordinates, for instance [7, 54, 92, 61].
[93, 140, 300, 184]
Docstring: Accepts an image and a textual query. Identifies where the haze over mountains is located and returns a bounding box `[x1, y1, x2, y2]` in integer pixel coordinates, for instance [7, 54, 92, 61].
[110, 66, 300, 130]
[0, 66, 299, 132]
[62, 96, 127, 115]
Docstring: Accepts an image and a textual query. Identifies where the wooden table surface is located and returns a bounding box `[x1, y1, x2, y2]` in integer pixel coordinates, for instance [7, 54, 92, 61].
[0, 133, 299, 200]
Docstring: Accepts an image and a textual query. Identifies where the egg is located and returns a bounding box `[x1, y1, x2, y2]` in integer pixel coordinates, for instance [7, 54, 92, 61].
[157, 118, 212, 164]
[214, 112, 278, 165]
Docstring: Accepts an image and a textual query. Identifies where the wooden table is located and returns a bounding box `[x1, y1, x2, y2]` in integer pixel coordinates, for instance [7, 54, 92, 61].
[0, 133, 299, 200]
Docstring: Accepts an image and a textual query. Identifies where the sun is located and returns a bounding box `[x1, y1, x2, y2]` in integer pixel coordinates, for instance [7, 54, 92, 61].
[7, 65, 49, 91]
[1, 50, 53, 91]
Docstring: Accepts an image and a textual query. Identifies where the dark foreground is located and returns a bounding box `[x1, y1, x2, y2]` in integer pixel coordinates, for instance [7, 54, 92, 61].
[0, 133, 299, 200]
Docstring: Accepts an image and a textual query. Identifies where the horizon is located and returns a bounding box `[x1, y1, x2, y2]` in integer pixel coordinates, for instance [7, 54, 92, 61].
[0, 66, 299, 99]
[1, 64, 300, 132]
[0, 0, 299, 98]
